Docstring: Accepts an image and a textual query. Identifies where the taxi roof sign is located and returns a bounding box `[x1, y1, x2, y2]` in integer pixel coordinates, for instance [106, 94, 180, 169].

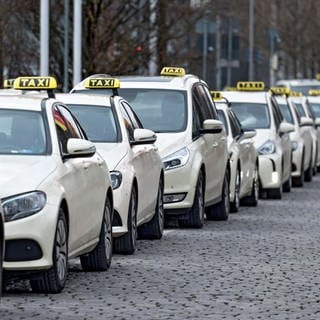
[3, 79, 15, 89]
[270, 86, 290, 96]
[236, 81, 265, 91]
[160, 67, 185, 77]
[316, 73, 320, 81]
[84, 78, 120, 89]
[290, 91, 303, 97]
[13, 76, 57, 90]
[308, 89, 320, 96]
[210, 91, 223, 100]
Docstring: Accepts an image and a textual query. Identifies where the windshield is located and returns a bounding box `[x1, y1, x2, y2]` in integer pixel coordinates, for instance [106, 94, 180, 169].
[230, 102, 270, 130]
[118, 89, 187, 133]
[66, 104, 119, 142]
[291, 85, 320, 96]
[0, 109, 46, 155]
[309, 103, 320, 118]
[279, 104, 294, 124]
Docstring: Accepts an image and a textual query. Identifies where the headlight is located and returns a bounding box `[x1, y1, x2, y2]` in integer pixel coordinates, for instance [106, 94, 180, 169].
[291, 141, 298, 151]
[258, 140, 276, 155]
[2, 191, 46, 222]
[162, 147, 190, 171]
[110, 171, 122, 190]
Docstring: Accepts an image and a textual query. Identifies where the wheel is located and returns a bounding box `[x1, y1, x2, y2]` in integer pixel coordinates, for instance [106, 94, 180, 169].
[113, 187, 137, 254]
[80, 197, 112, 271]
[206, 172, 230, 221]
[283, 176, 292, 192]
[230, 167, 240, 213]
[138, 177, 164, 238]
[241, 165, 259, 207]
[292, 153, 304, 187]
[304, 159, 313, 182]
[179, 172, 205, 228]
[30, 209, 68, 293]
[267, 187, 282, 199]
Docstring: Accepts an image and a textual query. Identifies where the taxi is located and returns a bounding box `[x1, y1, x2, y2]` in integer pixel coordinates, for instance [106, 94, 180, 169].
[59, 78, 164, 255]
[276, 79, 320, 96]
[306, 89, 320, 171]
[289, 92, 320, 174]
[0, 204, 4, 297]
[72, 67, 229, 225]
[212, 91, 258, 211]
[271, 87, 313, 185]
[0, 77, 113, 293]
[223, 82, 294, 199]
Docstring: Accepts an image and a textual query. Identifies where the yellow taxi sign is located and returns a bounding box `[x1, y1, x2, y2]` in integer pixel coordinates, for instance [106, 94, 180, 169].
[316, 73, 320, 81]
[224, 86, 237, 91]
[308, 89, 320, 96]
[3, 79, 15, 89]
[13, 76, 57, 90]
[270, 86, 290, 96]
[210, 91, 223, 100]
[84, 78, 120, 89]
[290, 91, 303, 97]
[160, 67, 185, 77]
[236, 81, 265, 91]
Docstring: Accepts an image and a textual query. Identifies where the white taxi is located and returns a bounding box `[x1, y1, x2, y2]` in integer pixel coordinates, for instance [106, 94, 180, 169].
[271, 87, 314, 185]
[223, 82, 294, 199]
[72, 67, 229, 226]
[0, 204, 4, 297]
[212, 92, 258, 211]
[276, 79, 320, 96]
[289, 92, 320, 174]
[60, 78, 164, 255]
[1, 77, 113, 293]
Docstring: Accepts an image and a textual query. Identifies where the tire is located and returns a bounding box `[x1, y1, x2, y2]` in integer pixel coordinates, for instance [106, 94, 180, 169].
[80, 197, 112, 271]
[113, 187, 137, 254]
[179, 172, 205, 228]
[283, 175, 292, 192]
[304, 159, 313, 182]
[292, 154, 304, 187]
[241, 165, 259, 207]
[30, 209, 68, 293]
[206, 172, 230, 221]
[267, 187, 282, 199]
[230, 167, 240, 213]
[138, 177, 164, 239]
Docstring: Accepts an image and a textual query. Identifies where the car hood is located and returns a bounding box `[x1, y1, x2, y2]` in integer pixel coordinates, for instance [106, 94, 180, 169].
[95, 143, 127, 170]
[154, 132, 188, 158]
[0, 156, 57, 198]
[252, 129, 275, 149]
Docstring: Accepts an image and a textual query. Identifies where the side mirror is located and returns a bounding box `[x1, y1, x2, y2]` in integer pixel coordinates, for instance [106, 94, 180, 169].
[65, 138, 96, 158]
[279, 122, 294, 134]
[240, 129, 256, 141]
[131, 128, 157, 145]
[315, 117, 320, 128]
[200, 119, 223, 134]
[300, 116, 313, 127]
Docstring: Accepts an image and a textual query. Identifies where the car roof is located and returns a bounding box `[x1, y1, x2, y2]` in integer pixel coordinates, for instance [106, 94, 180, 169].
[222, 91, 269, 104]
[276, 79, 320, 86]
[56, 93, 112, 107]
[0, 94, 47, 111]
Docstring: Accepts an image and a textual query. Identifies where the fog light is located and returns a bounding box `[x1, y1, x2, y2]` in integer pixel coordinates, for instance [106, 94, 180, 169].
[164, 193, 186, 203]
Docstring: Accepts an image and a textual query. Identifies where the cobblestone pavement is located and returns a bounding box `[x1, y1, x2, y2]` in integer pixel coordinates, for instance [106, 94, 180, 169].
[1, 176, 320, 320]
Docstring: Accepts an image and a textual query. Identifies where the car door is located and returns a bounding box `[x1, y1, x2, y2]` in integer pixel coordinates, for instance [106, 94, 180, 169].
[53, 105, 106, 253]
[192, 84, 226, 202]
[119, 101, 159, 222]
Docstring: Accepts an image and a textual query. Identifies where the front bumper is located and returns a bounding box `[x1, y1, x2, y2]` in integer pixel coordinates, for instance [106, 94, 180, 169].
[258, 153, 282, 190]
[4, 203, 57, 271]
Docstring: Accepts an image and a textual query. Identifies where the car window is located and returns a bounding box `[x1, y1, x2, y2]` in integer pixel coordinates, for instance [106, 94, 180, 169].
[192, 84, 214, 121]
[309, 102, 320, 118]
[53, 105, 83, 154]
[120, 104, 135, 141]
[119, 88, 187, 133]
[192, 102, 202, 139]
[217, 110, 229, 135]
[65, 104, 119, 142]
[279, 103, 294, 124]
[295, 103, 307, 117]
[231, 102, 270, 130]
[270, 97, 282, 130]
[0, 109, 46, 155]
[228, 110, 242, 137]
[121, 101, 143, 129]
